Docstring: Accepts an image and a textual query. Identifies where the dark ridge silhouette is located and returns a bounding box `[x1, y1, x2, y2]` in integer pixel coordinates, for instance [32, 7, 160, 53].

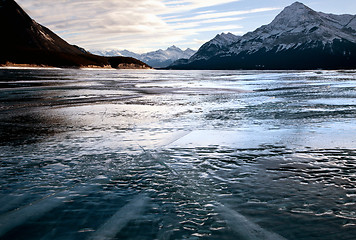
[0, 0, 150, 68]
[171, 40, 356, 70]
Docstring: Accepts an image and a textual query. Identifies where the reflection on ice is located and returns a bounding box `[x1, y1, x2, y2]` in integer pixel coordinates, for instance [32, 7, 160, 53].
[89, 194, 149, 240]
[308, 98, 356, 105]
[168, 124, 356, 149]
[0, 184, 94, 237]
[1, 69, 356, 239]
[217, 203, 287, 240]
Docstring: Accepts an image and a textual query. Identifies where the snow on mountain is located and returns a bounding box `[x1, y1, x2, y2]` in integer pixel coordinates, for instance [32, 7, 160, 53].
[170, 1, 356, 70]
[189, 32, 241, 61]
[91, 46, 196, 68]
[90, 49, 140, 58]
[226, 2, 356, 55]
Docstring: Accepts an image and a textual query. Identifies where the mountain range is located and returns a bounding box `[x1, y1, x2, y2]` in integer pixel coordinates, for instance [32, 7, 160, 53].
[0, 0, 150, 69]
[1, 1, 355, 70]
[169, 2, 356, 70]
[91, 46, 196, 68]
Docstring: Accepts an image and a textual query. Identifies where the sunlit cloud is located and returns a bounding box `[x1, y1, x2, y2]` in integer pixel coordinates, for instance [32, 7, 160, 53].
[197, 17, 245, 24]
[166, 8, 280, 22]
[162, 0, 241, 13]
[16, 0, 280, 52]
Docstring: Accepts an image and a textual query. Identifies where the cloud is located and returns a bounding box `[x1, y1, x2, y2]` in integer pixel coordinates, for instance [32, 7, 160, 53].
[166, 7, 281, 22]
[162, 0, 241, 13]
[16, 0, 279, 52]
[17, 0, 172, 51]
[195, 25, 243, 32]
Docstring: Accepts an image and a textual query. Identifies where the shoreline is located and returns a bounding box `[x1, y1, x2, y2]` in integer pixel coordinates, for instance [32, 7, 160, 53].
[0, 62, 152, 70]
[1, 64, 355, 72]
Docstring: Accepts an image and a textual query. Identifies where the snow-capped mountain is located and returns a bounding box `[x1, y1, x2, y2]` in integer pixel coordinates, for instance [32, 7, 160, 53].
[189, 33, 241, 62]
[90, 49, 141, 59]
[230, 2, 356, 54]
[170, 2, 356, 70]
[140, 46, 196, 68]
[91, 46, 196, 68]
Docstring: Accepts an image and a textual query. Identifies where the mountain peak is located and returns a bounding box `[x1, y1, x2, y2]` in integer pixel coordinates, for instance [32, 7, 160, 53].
[169, 2, 356, 70]
[92, 46, 195, 68]
[167, 45, 180, 51]
[279, 1, 314, 16]
[290, 1, 308, 8]
[215, 32, 236, 39]
[270, 1, 319, 28]
[212, 32, 240, 43]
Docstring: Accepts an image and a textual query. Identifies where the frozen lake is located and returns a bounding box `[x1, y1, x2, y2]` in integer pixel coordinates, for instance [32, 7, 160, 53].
[1, 68, 356, 239]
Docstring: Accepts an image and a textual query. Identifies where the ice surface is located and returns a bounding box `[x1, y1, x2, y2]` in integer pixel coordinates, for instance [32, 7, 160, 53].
[1, 69, 356, 240]
[217, 203, 287, 240]
[89, 194, 149, 240]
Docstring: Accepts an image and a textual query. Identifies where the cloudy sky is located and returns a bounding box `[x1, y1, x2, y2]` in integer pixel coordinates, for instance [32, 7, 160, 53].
[17, 0, 356, 53]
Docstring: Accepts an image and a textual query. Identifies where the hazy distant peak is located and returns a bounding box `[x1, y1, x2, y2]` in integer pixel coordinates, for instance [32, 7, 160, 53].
[90, 46, 196, 68]
[167, 45, 180, 51]
[184, 48, 196, 54]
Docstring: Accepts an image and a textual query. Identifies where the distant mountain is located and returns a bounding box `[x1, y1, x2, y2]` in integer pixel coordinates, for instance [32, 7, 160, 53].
[139, 46, 196, 68]
[92, 46, 196, 68]
[0, 0, 150, 69]
[169, 2, 356, 70]
[90, 49, 141, 59]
